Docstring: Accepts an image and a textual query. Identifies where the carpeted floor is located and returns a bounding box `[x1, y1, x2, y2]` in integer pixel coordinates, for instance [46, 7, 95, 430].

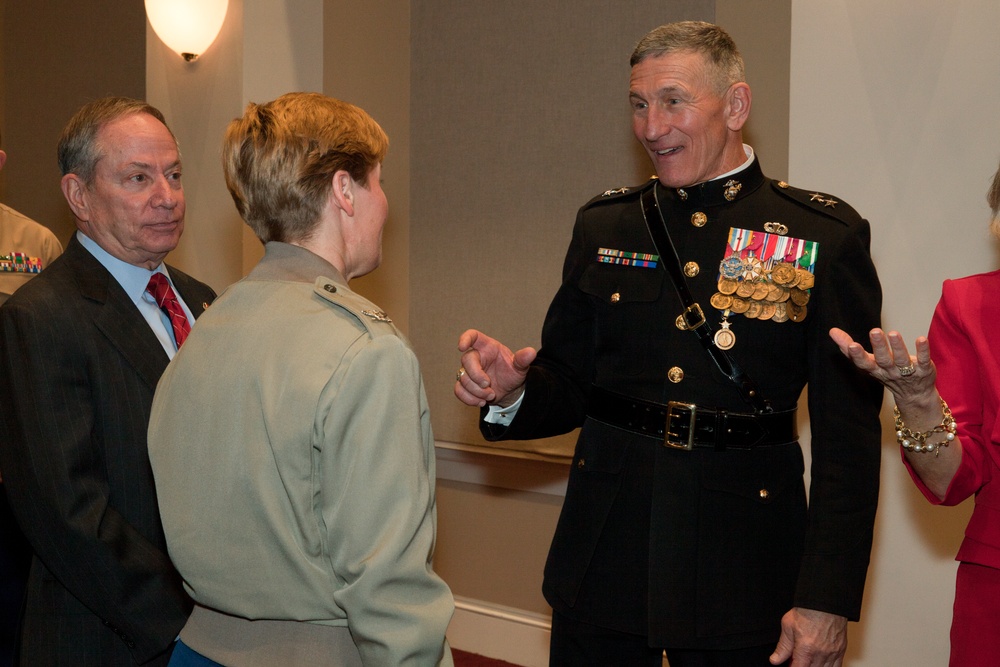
[452, 648, 525, 667]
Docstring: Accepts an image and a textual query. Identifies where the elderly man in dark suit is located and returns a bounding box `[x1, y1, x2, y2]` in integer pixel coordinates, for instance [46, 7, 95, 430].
[0, 97, 215, 666]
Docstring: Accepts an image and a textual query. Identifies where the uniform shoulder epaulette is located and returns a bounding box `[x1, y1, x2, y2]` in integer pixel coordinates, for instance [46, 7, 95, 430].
[769, 179, 863, 226]
[311, 277, 398, 338]
[582, 176, 658, 210]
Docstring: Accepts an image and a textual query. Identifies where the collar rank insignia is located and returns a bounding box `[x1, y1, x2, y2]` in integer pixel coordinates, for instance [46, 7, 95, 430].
[723, 179, 742, 201]
[362, 309, 392, 323]
[602, 186, 629, 197]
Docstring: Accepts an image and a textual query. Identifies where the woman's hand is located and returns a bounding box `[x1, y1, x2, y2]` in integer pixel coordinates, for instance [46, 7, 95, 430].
[830, 327, 938, 403]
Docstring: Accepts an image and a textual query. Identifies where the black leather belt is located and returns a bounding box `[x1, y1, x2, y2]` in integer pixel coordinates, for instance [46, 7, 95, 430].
[588, 386, 797, 451]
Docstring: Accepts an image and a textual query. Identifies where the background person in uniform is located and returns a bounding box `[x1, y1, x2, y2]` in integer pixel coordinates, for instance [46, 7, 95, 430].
[0, 97, 215, 666]
[0, 129, 63, 304]
[455, 21, 882, 666]
[830, 160, 1000, 667]
[0, 128, 63, 667]
[148, 92, 453, 667]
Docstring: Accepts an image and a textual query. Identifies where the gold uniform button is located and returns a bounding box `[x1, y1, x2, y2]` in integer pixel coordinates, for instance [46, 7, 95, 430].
[683, 261, 699, 277]
[759, 488, 770, 500]
[610, 292, 621, 303]
[667, 366, 684, 383]
[577, 458, 586, 469]
[691, 212, 707, 227]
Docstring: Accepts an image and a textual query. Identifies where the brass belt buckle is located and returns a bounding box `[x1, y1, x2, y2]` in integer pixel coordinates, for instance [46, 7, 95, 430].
[665, 401, 697, 450]
[680, 303, 706, 330]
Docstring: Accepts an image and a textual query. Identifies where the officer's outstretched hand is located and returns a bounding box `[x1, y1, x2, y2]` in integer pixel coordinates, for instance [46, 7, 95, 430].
[770, 607, 847, 666]
[455, 329, 535, 408]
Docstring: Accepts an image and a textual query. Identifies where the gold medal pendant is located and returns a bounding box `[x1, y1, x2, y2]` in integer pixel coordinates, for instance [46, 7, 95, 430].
[714, 314, 736, 350]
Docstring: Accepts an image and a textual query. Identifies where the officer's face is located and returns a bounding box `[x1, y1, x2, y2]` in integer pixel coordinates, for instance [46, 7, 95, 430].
[629, 50, 747, 189]
[64, 113, 185, 270]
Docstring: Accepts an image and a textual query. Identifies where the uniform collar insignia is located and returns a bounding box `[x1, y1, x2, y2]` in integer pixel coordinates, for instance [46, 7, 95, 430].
[362, 309, 392, 322]
[668, 159, 763, 206]
[723, 179, 742, 201]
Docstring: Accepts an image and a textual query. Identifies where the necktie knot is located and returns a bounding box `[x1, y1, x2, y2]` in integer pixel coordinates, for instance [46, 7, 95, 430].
[146, 273, 191, 348]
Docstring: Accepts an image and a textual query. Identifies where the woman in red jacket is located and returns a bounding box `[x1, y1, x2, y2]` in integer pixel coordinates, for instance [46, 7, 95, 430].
[830, 160, 1000, 667]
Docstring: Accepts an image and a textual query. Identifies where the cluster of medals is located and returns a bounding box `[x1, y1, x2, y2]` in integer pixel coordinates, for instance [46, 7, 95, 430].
[709, 256, 815, 350]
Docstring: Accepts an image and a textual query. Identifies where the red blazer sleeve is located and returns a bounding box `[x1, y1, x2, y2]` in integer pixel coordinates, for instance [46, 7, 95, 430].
[908, 277, 993, 505]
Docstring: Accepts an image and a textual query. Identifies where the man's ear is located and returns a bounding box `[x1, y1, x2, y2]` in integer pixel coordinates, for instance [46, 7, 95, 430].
[61, 174, 93, 223]
[330, 170, 355, 218]
[726, 82, 752, 132]
[0, 150, 7, 172]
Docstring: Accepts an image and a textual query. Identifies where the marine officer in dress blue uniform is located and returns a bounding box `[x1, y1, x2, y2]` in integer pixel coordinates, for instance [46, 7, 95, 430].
[455, 21, 882, 667]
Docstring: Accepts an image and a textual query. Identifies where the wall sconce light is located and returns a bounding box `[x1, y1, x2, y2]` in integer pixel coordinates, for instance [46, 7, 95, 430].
[145, 0, 229, 62]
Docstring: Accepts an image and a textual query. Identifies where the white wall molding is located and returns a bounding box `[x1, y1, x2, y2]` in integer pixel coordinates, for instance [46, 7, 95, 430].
[435, 442, 568, 497]
[447, 596, 550, 667]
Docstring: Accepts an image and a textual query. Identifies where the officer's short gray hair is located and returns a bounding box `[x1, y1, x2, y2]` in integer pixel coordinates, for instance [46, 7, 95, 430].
[630, 21, 745, 95]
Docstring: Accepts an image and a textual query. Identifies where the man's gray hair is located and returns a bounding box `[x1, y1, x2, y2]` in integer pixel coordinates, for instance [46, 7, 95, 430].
[631, 21, 745, 93]
[57, 97, 175, 184]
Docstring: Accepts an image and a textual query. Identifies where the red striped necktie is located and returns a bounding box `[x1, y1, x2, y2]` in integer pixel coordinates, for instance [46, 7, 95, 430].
[146, 272, 191, 348]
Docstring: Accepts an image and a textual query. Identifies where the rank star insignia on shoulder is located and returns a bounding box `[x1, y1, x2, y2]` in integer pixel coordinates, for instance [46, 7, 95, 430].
[770, 180, 860, 226]
[809, 192, 838, 207]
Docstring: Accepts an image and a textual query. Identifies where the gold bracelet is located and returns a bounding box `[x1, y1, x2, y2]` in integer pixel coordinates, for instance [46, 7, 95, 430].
[894, 398, 957, 457]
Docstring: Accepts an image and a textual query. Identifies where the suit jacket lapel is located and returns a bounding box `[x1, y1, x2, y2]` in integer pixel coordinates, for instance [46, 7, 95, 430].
[168, 267, 213, 318]
[66, 237, 170, 391]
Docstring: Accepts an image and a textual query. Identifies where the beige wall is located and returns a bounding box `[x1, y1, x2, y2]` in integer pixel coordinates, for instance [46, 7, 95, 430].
[717, 0, 791, 180]
[0, 0, 146, 245]
[790, 2, 1000, 664]
[324, 0, 412, 333]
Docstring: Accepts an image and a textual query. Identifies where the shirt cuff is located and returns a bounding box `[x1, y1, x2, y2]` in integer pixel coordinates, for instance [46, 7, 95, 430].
[483, 391, 525, 426]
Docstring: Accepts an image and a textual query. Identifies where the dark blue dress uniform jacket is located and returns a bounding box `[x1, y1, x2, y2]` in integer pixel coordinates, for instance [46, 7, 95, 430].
[483, 157, 883, 649]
